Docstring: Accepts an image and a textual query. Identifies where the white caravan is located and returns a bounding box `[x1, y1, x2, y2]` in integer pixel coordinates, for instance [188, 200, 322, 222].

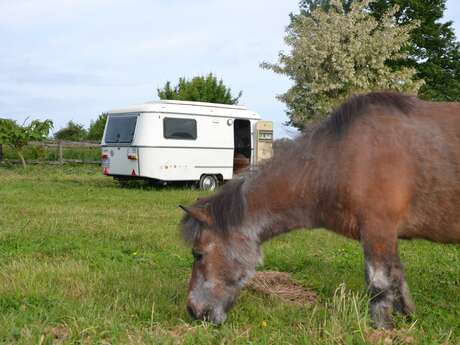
[101, 100, 273, 190]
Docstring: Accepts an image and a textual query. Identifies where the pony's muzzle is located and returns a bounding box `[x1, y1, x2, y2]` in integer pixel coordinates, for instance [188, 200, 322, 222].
[186, 301, 206, 320]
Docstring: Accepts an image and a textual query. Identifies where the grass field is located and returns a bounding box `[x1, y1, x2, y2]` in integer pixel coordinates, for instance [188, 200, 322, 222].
[0, 165, 459, 344]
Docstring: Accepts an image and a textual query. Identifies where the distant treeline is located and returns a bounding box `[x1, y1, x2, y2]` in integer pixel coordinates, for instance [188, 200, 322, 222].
[54, 113, 107, 142]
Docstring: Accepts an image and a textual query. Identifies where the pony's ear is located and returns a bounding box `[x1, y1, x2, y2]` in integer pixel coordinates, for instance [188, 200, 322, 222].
[179, 205, 214, 226]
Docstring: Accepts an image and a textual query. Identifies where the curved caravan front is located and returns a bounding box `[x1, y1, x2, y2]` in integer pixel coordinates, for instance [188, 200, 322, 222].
[101, 114, 140, 177]
[101, 100, 264, 183]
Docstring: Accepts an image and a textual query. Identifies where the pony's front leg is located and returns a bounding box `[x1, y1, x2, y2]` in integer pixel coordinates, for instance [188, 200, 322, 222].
[391, 256, 415, 317]
[364, 260, 395, 328]
[360, 224, 412, 329]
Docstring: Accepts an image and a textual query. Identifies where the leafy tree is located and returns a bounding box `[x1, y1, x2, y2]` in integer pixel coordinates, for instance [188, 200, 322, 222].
[157, 73, 242, 104]
[0, 118, 53, 168]
[369, 0, 460, 101]
[54, 121, 87, 141]
[87, 113, 108, 141]
[297, 0, 354, 13]
[298, 0, 460, 102]
[262, 0, 423, 129]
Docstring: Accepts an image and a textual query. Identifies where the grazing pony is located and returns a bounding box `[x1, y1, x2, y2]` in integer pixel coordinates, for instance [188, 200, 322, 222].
[180, 92, 460, 329]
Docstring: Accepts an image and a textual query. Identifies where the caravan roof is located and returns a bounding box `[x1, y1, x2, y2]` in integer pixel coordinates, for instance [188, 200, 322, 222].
[107, 100, 261, 120]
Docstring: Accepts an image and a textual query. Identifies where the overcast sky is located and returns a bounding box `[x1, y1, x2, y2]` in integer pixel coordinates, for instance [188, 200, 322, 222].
[1, 0, 459, 138]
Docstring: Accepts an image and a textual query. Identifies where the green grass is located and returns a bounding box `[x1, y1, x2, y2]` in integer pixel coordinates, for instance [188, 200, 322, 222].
[0, 165, 459, 344]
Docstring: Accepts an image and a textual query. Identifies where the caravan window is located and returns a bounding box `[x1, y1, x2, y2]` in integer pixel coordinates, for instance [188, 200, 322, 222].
[163, 118, 197, 140]
[105, 115, 137, 143]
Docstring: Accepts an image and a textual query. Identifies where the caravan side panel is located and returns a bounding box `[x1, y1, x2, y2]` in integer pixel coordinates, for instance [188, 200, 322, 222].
[138, 147, 233, 181]
[136, 113, 234, 181]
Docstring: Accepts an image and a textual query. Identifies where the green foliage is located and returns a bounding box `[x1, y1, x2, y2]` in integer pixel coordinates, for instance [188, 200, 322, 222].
[297, 0, 354, 13]
[157, 73, 242, 104]
[369, 0, 460, 101]
[0, 118, 53, 167]
[54, 121, 87, 141]
[300, 0, 460, 102]
[262, 0, 422, 129]
[87, 113, 108, 141]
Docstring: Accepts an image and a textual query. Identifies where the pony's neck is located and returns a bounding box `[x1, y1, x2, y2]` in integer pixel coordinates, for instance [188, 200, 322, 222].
[244, 173, 317, 243]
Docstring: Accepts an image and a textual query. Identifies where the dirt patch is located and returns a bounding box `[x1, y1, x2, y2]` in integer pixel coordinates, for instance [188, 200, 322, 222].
[365, 329, 416, 345]
[40, 324, 71, 345]
[168, 324, 199, 339]
[246, 271, 318, 306]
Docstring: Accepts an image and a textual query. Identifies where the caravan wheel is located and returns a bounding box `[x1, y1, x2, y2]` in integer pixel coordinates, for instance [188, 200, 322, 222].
[199, 174, 219, 191]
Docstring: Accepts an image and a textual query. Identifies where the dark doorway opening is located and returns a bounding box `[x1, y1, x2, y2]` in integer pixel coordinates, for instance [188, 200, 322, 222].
[233, 119, 251, 174]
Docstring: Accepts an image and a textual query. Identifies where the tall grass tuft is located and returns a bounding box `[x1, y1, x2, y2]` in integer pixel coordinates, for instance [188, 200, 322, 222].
[297, 284, 370, 345]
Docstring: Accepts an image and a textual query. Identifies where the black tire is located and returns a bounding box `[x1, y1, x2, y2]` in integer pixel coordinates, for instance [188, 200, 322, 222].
[199, 174, 219, 191]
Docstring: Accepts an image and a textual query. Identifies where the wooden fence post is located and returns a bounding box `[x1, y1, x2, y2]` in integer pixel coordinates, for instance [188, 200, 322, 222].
[58, 141, 64, 164]
[0, 144, 3, 162]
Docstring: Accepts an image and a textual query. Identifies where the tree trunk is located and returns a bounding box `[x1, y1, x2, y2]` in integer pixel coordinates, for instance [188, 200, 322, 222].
[17, 150, 26, 168]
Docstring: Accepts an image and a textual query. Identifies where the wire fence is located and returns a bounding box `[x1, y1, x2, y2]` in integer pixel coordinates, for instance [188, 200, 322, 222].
[0, 141, 101, 165]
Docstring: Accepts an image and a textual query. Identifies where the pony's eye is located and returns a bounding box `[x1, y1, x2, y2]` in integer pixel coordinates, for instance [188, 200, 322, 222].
[192, 249, 203, 261]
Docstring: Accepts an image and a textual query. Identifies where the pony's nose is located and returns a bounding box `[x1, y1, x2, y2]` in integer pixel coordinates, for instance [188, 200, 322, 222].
[187, 301, 207, 320]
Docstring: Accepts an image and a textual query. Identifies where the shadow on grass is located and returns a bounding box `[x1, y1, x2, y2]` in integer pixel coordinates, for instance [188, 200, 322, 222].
[114, 177, 198, 192]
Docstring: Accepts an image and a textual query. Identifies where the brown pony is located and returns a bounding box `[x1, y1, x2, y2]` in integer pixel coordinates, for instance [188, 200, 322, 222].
[180, 92, 460, 329]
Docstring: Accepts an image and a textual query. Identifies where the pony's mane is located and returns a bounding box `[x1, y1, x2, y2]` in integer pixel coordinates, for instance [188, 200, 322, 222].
[323, 92, 415, 136]
[181, 178, 246, 243]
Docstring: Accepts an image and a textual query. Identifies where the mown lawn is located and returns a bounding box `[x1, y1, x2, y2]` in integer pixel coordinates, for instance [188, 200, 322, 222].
[0, 164, 459, 345]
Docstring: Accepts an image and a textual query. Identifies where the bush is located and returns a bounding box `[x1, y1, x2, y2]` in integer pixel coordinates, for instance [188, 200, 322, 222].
[54, 121, 87, 141]
[87, 113, 108, 141]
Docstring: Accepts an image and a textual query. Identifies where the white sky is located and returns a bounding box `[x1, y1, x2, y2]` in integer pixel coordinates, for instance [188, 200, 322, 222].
[1, 0, 459, 138]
